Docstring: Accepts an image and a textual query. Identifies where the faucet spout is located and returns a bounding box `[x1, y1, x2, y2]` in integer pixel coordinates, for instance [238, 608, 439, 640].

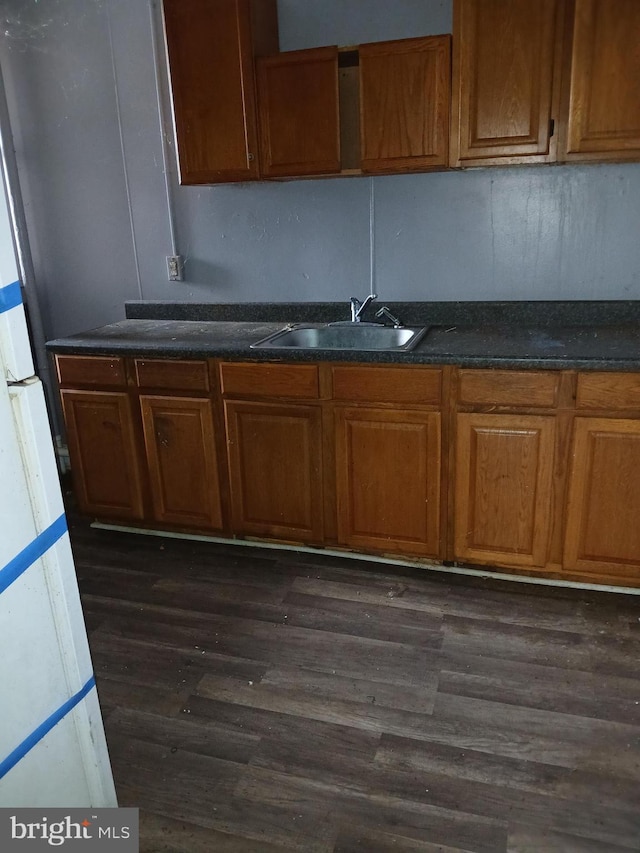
[350, 293, 377, 322]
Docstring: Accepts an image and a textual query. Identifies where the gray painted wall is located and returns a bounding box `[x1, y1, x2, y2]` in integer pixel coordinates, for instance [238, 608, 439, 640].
[1, 0, 639, 343]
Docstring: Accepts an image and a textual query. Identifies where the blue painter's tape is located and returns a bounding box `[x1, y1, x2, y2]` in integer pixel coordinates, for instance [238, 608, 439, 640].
[0, 513, 68, 596]
[0, 675, 96, 779]
[0, 279, 22, 314]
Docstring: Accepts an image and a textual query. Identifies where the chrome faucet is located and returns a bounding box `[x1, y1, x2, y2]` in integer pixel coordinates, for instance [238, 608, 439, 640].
[350, 293, 377, 322]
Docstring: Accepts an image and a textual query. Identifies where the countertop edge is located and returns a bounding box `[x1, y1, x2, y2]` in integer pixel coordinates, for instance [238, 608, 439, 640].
[46, 337, 640, 372]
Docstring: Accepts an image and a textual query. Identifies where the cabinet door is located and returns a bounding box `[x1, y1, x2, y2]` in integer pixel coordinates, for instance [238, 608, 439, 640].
[560, 0, 640, 161]
[140, 395, 223, 530]
[360, 36, 451, 173]
[257, 47, 340, 177]
[455, 413, 555, 567]
[225, 400, 324, 542]
[451, 0, 562, 165]
[61, 390, 144, 521]
[564, 418, 640, 579]
[335, 407, 442, 557]
[163, 0, 278, 184]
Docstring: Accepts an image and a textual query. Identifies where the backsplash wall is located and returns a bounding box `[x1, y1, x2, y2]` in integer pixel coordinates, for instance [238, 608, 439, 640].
[1, 0, 639, 341]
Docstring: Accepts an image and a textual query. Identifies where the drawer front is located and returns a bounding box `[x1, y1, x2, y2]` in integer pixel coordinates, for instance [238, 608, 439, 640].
[576, 373, 640, 410]
[134, 358, 209, 392]
[220, 362, 319, 399]
[331, 365, 442, 405]
[458, 369, 559, 408]
[56, 355, 126, 388]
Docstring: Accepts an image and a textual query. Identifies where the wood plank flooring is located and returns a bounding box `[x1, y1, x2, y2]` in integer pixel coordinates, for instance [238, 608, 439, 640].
[68, 516, 640, 852]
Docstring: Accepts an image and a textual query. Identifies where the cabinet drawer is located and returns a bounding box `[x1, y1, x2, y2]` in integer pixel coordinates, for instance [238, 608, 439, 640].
[576, 373, 640, 410]
[331, 366, 442, 404]
[134, 358, 209, 392]
[458, 369, 559, 408]
[56, 355, 126, 388]
[220, 362, 319, 399]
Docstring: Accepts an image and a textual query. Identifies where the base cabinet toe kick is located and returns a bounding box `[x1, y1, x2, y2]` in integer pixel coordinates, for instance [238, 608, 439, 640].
[54, 354, 640, 589]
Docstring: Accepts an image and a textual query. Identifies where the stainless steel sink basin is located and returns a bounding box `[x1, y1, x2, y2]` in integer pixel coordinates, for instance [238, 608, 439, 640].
[251, 323, 429, 352]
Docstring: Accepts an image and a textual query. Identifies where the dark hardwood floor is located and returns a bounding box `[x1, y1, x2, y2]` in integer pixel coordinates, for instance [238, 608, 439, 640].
[69, 515, 640, 852]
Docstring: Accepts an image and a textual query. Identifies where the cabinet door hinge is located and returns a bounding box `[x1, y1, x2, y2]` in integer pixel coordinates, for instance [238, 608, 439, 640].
[549, 118, 555, 138]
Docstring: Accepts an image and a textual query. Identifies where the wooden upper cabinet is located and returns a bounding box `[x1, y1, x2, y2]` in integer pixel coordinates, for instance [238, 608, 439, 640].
[559, 0, 640, 161]
[257, 47, 341, 177]
[451, 0, 563, 166]
[162, 0, 640, 183]
[359, 35, 451, 173]
[163, 0, 278, 184]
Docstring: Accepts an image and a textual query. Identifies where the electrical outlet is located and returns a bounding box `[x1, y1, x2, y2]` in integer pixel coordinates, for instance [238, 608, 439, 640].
[166, 255, 183, 281]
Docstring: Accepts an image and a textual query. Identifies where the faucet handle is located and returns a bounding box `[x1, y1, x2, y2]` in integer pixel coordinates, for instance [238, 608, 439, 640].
[375, 306, 402, 327]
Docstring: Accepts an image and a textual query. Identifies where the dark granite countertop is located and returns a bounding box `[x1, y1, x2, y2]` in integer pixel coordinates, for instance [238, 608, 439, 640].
[46, 303, 640, 371]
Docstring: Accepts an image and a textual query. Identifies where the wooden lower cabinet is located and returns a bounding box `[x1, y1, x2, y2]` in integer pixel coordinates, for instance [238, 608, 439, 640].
[224, 399, 324, 543]
[454, 413, 556, 567]
[335, 407, 441, 557]
[58, 355, 640, 588]
[564, 417, 640, 579]
[139, 395, 223, 530]
[61, 389, 144, 521]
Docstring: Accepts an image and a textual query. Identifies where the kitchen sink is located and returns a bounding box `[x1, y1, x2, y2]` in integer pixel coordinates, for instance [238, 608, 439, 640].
[251, 323, 429, 352]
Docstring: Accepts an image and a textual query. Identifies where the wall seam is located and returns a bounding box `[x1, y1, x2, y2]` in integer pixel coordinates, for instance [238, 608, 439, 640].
[105, 0, 143, 300]
[149, 0, 178, 258]
[369, 177, 376, 297]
